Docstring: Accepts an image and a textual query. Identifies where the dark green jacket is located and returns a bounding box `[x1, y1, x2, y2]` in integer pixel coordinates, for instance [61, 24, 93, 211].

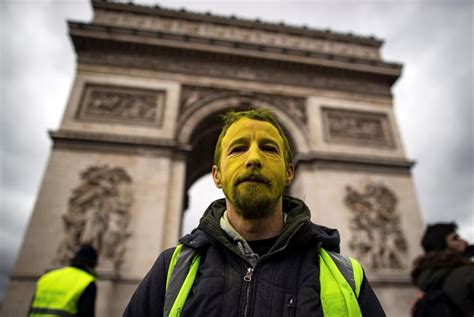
[413, 251, 474, 316]
[124, 196, 385, 316]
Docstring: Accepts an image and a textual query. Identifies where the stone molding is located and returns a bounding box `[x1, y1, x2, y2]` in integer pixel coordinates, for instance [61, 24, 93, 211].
[92, 9, 381, 61]
[321, 107, 395, 149]
[76, 83, 166, 127]
[296, 151, 414, 174]
[69, 22, 401, 79]
[76, 48, 394, 97]
[49, 130, 191, 155]
[92, 2, 383, 45]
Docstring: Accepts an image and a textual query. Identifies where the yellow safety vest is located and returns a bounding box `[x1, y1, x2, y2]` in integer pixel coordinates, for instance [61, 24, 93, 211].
[29, 266, 95, 317]
[164, 244, 363, 317]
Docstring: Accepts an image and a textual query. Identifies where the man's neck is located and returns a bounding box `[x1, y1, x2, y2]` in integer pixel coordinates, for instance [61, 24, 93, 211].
[226, 198, 284, 241]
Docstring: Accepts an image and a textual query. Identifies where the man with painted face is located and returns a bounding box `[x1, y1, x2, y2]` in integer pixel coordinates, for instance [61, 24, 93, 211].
[124, 109, 385, 317]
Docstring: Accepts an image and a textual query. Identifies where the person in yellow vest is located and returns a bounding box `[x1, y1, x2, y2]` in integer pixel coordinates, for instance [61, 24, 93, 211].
[29, 244, 98, 317]
[124, 109, 385, 316]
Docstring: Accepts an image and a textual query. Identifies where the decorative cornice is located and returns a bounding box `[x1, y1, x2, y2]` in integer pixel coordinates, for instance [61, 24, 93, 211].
[91, 1, 383, 48]
[69, 22, 401, 79]
[295, 151, 415, 174]
[49, 130, 191, 155]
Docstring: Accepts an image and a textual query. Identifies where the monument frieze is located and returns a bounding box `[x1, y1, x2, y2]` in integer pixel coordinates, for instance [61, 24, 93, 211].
[322, 107, 395, 148]
[77, 84, 166, 126]
[93, 10, 380, 61]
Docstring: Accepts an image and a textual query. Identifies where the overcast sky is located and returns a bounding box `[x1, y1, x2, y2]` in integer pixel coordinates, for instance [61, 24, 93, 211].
[1, 0, 472, 301]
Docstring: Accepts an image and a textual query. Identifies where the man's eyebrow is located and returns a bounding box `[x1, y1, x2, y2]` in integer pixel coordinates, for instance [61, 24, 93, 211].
[227, 136, 250, 148]
[259, 137, 281, 147]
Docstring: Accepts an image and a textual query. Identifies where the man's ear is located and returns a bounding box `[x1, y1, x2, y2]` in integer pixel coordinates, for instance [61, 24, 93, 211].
[285, 163, 295, 186]
[212, 165, 222, 188]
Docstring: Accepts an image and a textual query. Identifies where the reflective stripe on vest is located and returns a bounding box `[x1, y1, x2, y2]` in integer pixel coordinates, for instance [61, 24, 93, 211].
[164, 244, 363, 317]
[29, 266, 95, 317]
[164, 244, 201, 317]
[320, 248, 363, 317]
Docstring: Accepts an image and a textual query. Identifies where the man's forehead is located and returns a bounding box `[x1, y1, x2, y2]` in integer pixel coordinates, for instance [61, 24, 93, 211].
[222, 118, 283, 144]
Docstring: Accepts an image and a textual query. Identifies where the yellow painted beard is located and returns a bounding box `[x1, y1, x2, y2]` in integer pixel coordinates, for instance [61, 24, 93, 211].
[225, 181, 285, 219]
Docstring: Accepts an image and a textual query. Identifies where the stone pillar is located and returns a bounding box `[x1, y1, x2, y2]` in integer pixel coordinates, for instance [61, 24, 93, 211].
[290, 95, 424, 316]
[2, 71, 184, 316]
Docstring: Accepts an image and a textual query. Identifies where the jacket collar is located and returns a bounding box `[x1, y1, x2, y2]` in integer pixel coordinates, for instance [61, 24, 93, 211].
[180, 196, 341, 256]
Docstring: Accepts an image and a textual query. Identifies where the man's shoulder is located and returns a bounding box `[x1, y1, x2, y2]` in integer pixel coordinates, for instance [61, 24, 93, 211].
[156, 247, 177, 268]
[307, 222, 341, 253]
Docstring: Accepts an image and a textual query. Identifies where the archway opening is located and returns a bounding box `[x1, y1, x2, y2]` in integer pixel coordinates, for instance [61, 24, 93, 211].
[182, 174, 224, 234]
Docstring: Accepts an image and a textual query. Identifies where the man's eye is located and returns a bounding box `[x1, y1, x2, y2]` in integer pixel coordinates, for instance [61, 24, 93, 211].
[230, 146, 247, 154]
[261, 145, 278, 153]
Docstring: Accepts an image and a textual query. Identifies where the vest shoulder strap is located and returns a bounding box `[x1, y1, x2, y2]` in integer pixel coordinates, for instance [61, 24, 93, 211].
[321, 248, 363, 297]
[164, 244, 200, 317]
[319, 248, 363, 316]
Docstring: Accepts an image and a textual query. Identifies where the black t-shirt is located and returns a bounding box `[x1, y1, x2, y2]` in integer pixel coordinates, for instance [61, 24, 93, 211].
[247, 236, 279, 257]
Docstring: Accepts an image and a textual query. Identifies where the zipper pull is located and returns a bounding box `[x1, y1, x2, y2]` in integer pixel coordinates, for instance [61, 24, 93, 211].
[288, 296, 296, 307]
[243, 267, 253, 282]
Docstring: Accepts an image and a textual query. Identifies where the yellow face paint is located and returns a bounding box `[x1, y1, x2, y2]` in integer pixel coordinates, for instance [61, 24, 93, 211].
[212, 118, 294, 218]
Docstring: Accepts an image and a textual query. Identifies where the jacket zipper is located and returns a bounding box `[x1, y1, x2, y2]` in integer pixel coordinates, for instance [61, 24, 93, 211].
[287, 296, 296, 317]
[242, 267, 254, 317]
[236, 220, 309, 317]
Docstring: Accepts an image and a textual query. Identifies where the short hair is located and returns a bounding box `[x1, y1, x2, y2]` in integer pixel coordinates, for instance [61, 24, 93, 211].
[213, 109, 293, 168]
[71, 244, 98, 268]
[421, 222, 457, 252]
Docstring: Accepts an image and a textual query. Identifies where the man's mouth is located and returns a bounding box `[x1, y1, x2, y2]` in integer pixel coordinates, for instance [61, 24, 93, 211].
[242, 179, 264, 184]
[236, 175, 270, 186]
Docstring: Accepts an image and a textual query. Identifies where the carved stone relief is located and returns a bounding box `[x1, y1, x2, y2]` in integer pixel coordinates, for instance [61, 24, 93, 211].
[55, 165, 133, 270]
[344, 183, 408, 270]
[93, 10, 380, 60]
[322, 108, 395, 148]
[180, 85, 307, 125]
[77, 84, 166, 126]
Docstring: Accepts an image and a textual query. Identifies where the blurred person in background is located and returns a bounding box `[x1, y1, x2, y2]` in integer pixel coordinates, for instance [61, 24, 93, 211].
[28, 244, 98, 317]
[411, 222, 474, 317]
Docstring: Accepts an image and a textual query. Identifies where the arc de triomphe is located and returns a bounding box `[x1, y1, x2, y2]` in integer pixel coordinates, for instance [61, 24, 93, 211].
[3, 2, 424, 316]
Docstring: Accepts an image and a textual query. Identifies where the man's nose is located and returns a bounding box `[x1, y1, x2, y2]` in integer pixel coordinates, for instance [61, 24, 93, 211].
[245, 145, 262, 169]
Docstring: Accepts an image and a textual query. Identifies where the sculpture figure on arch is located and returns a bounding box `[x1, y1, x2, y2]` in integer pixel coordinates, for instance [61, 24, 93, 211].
[344, 183, 408, 270]
[55, 165, 134, 270]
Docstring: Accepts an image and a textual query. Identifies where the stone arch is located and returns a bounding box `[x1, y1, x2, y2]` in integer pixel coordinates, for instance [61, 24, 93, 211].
[177, 90, 310, 152]
[176, 91, 311, 214]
